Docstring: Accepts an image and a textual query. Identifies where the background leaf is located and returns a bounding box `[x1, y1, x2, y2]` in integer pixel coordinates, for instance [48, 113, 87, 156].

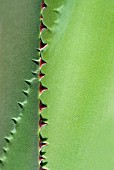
[0, 0, 41, 169]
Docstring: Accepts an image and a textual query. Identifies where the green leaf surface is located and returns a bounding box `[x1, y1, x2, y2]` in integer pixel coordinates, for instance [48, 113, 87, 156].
[41, 0, 114, 169]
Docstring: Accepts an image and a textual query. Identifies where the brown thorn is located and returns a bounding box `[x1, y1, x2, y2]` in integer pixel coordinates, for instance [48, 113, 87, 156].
[40, 21, 47, 32]
[39, 83, 48, 94]
[41, 0, 47, 10]
[39, 71, 45, 80]
[39, 139, 47, 150]
[39, 155, 45, 162]
[39, 116, 48, 128]
[39, 57, 47, 68]
[39, 100, 47, 113]
[40, 40, 47, 51]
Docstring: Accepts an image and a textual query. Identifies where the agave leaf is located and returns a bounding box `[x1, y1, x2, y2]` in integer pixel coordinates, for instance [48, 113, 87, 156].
[0, 0, 40, 169]
[40, 0, 114, 169]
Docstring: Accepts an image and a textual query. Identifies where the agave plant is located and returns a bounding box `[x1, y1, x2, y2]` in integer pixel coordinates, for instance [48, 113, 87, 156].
[0, 0, 114, 169]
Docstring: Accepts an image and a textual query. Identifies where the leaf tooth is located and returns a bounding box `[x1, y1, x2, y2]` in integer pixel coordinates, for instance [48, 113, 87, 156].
[10, 128, 16, 135]
[40, 15, 43, 20]
[25, 79, 31, 85]
[18, 100, 27, 109]
[18, 102, 24, 109]
[41, 0, 47, 10]
[32, 59, 39, 65]
[40, 161, 48, 167]
[39, 155, 45, 163]
[39, 134, 48, 142]
[39, 115, 48, 129]
[39, 40, 47, 51]
[22, 89, 29, 96]
[39, 134, 48, 150]
[53, 8, 60, 14]
[39, 57, 47, 68]
[39, 141, 48, 150]
[12, 118, 17, 124]
[53, 5, 64, 14]
[40, 20, 47, 33]
[3, 147, 9, 153]
[39, 71, 45, 80]
[4, 135, 13, 143]
[25, 77, 36, 85]
[39, 83, 48, 95]
[32, 69, 38, 76]
[12, 116, 21, 124]
[39, 100, 47, 113]
[36, 47, 40, 52]
[40, 151, 46, 156]
[0, 156, 7, 164]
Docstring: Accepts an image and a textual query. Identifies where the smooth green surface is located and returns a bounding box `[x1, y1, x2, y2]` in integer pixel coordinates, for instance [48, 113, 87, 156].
[41, 0, 114, 169]
[0, 0, 40, 169]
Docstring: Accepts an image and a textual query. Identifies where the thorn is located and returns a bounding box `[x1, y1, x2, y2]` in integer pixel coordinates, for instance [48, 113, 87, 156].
[40, 15, 43, 20]
[39, 71, 45, 80]
[40, 21, 47, 32]
[10, 128, 16, 135]
[18, 102, 24, 109]
[12, 117, 21, 124]
[39, 100, 47, 113]
[39, 57, 47, 68]
[32, 59, 39, 65]
[32, 70, 38, 76]
[4, 137, 10, 143]
[0, 156, 7, 164]
[25, 79, 31, 85]
[36, 47, 41, 52]
[40, 151, 46, 156]
[39, 134, 48, 149]
[53, 8, 60, 14]
[0, 159, 2, 164]
[39, 140, 47, 150]
[25, 78, 35, 85]
[53, 5, 64, 14]
[39, 115, 48, 128]
[39, 83, 48, 94]
[39, 155, 45, 163]
[3, 147, 9, 153]
[40, 40, 47, 51]
[40, 161, 48, 167]
[12, 118, 17, 124]
[4, 136, 12, 143]
[41, 0, 47, 10]
[22, 89, 29, 96]
[39, 134, 48, 142]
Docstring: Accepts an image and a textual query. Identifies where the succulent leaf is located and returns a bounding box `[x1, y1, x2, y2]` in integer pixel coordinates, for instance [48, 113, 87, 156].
[40, 0, 114, 169]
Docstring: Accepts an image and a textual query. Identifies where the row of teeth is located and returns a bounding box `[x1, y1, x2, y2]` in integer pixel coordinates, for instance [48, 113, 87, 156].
[0, 51, 37, 166]
[38, 1, 48, 170]
[0, 0, 48, 168]
[0, 46, 38, 165]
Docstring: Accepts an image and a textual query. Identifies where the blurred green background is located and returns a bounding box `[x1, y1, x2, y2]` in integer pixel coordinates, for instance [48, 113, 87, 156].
[0, 0, 40, 168]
